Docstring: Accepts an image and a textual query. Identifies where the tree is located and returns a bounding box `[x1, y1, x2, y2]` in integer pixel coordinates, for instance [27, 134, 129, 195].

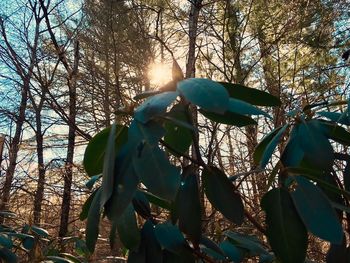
[0, 0, 43, 217]
[82, 75, 350, 262]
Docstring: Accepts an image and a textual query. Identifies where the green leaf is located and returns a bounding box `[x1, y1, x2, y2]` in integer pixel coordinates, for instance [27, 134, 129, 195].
[0, 211, 16, 218]
[7, 233, 34, 250]
[142, 191, 171, 210]
[200, 247, 226, 260]
[85, 175, 101, 190]
[199, 236, 225, 259]
[104, 144, 139, 221]
[100, 123, 117, 208]
[0, 247, 17, 263]
[326, 236, 347, 263]
[22, 236, 35, 250]
[133, 145, 180, 201]
[291, 176, 343, 244]
[224, 231, 267, 256]
[140, 220, 163, 263]
[219, 240, 244, 262]
[281, 125, 304, 167]
[254, 124, 288, 168]
[79, 189, 98, 221]
[219, 82, 281, 106]
[128, 120, 165, 148]
[45, 256, 75, 263]
[164, 104, 193, 156]
[116, 204, 141, 251]
[132, 190, 151, 219]
[200, 109, 257, 127]
[75, 239, 90, 257]
[177, 78, 229, 114]
[83, 125, 128, 177]
[228, 98, 271, 119]
[203, 167, 244, 225]
[135, 91, 179, 124]
[154, 222, 187, 254]
[286, 168, 350, 200]
[325, 123, 350, 146]
[317, 111, 350, 125]
[261, 188, 307, 263]
[298, 120, 334, 170]
[176, 166, 201, 242]
[31, 225, 49, 237]
[0, 234, 12, 249]
[85, 188, 102, 253]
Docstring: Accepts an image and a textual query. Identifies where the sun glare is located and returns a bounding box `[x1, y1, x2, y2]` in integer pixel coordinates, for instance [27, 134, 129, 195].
[148, 63, 172, 87]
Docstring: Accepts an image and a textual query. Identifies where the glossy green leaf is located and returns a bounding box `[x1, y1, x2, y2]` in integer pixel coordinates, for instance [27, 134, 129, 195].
[83, 125, 128, 177]
[200, 247, 226, 260]
[0, 234, 12, 249]
[85, 188, 102, 253]
[345, 160, 350, 192]
[203, 167, 244, 225]
[85, 175, 101, 190]
[128, 120, 165, 148]
[228, 98, 271, 118]
[45, 256, 75, 263]
[281, 126, 304, 167]
[291, 176, 343, 244]
[177, 78, 229, 114]
[140, 220, 163, 263]
[200, 109, 256, 127]
[164, 104, 193, 156]
[219, 82, 281, 106]
[225, 231, 267, 256]
[142, 190, 171, 210]
[298, 120, 334, 170]
[261, 188, 307, 263]
[31, 225, 49, 237]
[326, 236, 347, 263]
[219, 240, 244, 262]
[325, 123, 350, 146]
[104, 144, 139, 221]
[79, 189, 98, 221]
[133, 145, 180, 201]
[116, 204, 141, 251]
[286, 167, 350, 200]
[0, 211, 16, 218]
[132, 190, 151, 219]
[254, 124, 288, 168]
[75, 239, 90, 257]
[22, 236, 35, 250]
[177, 166, 201, 242]
[200, 236, 225, 260]
[135, 91, 179, 124]
[154, 222, 186, 254]
[317, 111, 350, 125]
[100, 123, 117, 207]
[0, 248, 17, 263]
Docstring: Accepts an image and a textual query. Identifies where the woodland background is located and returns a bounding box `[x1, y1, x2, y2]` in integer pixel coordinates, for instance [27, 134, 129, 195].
[0, 0, 350, 262]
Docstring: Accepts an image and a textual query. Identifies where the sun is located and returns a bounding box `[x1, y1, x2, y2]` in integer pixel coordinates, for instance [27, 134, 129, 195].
[148, 63, 172, 87]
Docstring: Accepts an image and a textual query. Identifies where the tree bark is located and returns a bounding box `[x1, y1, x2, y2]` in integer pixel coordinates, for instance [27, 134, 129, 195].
[59, 41, 79, 238]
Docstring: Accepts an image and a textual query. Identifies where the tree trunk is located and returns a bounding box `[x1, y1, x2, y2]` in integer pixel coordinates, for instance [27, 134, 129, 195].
[59, 41, 79, 238]
[1, 83, 28, 212]
[32, 89, 46, 226]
